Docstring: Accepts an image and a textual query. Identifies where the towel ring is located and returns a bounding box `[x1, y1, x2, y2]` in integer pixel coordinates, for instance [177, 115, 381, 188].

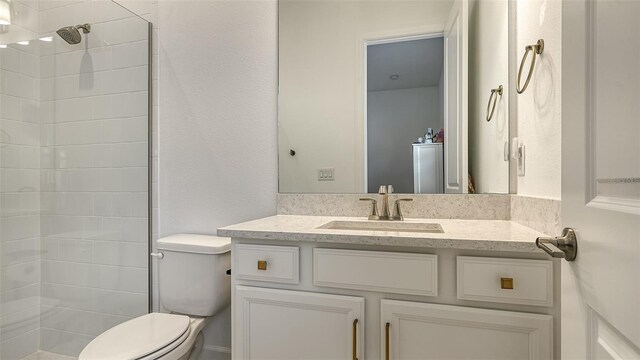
[486, 85, 503, 122]
[516, 39, 544, 94]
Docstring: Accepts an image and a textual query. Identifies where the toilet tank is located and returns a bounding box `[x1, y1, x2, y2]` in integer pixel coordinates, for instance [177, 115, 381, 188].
[157, 234, 231, 317]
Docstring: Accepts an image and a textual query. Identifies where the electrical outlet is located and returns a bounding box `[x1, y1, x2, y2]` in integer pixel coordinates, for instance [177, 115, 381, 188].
[317, 168, 335, 181]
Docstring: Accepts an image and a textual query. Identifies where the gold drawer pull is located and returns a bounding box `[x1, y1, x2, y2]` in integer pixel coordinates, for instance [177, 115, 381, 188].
[352, 319, 358, 360]
[385, 322, 390, 360]
[257, 260, 267, 271]
[501, 277, 514, 289]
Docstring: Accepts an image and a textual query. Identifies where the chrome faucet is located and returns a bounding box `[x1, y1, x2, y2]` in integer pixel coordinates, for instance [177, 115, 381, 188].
[360, 185, 413, 221]
[378, 185, 392, 219]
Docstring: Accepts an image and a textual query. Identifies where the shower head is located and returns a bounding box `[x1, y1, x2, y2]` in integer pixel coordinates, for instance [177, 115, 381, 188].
[56, 24, 91, 45]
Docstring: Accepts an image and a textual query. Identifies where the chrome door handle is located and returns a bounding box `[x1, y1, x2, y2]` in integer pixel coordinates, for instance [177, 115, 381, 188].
[536, 227, 578, 261]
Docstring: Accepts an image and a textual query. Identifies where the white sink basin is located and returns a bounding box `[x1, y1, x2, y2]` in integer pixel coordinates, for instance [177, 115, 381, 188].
[318, 220, 444, 233]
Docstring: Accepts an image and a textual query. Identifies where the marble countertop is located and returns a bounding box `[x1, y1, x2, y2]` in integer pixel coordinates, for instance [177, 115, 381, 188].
[218, 215, 548, 253]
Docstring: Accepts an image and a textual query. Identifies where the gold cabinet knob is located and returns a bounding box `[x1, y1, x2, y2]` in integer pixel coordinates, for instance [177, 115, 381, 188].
[500, 277, 514, 289]
[257, 260, 268, 271]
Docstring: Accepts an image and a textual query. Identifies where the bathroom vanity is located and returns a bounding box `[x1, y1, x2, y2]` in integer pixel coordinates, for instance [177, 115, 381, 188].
[219, 216, 559, 360]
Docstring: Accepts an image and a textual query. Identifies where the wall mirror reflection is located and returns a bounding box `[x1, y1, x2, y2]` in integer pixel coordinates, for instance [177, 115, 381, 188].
[278, 0, 512, 194]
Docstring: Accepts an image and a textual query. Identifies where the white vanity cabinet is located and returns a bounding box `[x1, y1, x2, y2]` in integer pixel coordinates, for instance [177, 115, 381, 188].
[231, 242, 557, 360]
[234, 286, 364, 360]
[381, 300, 553, 360]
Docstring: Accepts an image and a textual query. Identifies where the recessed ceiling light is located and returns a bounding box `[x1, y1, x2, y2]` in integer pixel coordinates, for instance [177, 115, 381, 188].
[39, 36, 53, 42]
[17, 40, 29, 45]
[390, 74, 400, 80]
[0, 44, 6, 48]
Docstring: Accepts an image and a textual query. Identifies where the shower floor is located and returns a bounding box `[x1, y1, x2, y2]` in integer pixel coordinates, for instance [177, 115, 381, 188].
[21, 351, 77, 360]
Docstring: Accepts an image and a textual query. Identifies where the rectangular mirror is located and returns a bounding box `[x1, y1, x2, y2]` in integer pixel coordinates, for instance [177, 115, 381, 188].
[278, 0, 511, 194]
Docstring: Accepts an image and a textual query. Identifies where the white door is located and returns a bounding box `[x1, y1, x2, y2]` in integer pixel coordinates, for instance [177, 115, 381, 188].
[234, 286, 364, 359]
[562, 0, 640, 358]
[381, 299, 553, 359]
[444, 0, 469, 193]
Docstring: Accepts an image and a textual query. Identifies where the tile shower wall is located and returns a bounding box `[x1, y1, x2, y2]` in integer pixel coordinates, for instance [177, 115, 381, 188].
[0, 16, 43, 359]
[37, 0, 149, 356]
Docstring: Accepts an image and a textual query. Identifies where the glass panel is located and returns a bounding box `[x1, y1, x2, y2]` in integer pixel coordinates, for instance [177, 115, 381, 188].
[0, 0, 149, 358]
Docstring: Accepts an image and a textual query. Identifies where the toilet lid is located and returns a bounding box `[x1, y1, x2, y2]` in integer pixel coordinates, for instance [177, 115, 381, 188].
[79, 313, 190, 360]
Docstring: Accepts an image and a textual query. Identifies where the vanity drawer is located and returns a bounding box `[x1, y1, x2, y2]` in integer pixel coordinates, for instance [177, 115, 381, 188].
[457, 256, 553, 307]
[235, 244, 299, 284]
[314, 248, 437, 296]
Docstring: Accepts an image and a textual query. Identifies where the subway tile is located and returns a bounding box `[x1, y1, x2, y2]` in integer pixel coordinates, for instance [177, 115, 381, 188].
[1, 95, 21, 120]
[41, 237, 59, 260]
[40, 168, 103, 191]
[41, 283, 94, 312]
[100, 216, 149, 242]
[112, 191, 147, 217]
[0, 192, 39, 216]
[0, 119, 40, 145]
[19, 51, 39, 78]
[0, 144, 40, 169]
[41, 192, 94, 216]
[0, 283, 40, 316]
[39, 101, 54, 124]
[58, 238, 93, 263]
[0, 305, 40, 340]
[93, 241, 147, 267]
[40, 56, 55, 79]
[21, 99, 40, 123]
[95, 265, 147, 293]
[40, 305, 129, 337]
[39, 1, 86, 34]
[92, 287, 147, 317]
[110, 91, 148, 118]
[0, 48, 21, 72]
[1, 237, 41, 267]
[112, 40, 148, 69]
[0, 71, 37, 100]
[101, 167, 147, 191]
[0, 168, 40, 192]
[11, 1, 39, 33]
[1, 260, 40, 290]
[40, 327, 92, 357]
[41, 260, 92, 287]
[0, 216, 40, 242]
[0, 328, 39, 360]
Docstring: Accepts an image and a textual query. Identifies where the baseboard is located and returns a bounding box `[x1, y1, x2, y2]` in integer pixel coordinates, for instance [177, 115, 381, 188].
[199, 345, 231, 360]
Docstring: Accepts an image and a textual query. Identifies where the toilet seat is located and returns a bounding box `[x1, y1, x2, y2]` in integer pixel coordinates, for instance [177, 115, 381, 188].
[79, 313, 191, 360]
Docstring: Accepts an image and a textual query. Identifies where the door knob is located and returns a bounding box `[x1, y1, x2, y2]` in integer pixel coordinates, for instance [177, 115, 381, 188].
[536, 227, 578, 261]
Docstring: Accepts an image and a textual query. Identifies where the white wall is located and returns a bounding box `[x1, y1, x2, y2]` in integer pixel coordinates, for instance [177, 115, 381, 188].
[278, 0, 452, 193]
[468, 0, 510, 194]
[156, 0, 278, 357]
[367, 87, 442, 193]
[515, 0, 562, 199]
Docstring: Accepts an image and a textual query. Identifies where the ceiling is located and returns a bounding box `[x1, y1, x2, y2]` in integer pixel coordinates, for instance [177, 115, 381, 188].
[367, 37, 444, 92]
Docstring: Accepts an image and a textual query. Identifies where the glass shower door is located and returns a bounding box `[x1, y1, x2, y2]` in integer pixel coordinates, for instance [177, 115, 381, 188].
[1, 1, 150, 358]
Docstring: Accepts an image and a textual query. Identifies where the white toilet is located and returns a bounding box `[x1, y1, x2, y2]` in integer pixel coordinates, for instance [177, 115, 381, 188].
[79, 234, 231, 360]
